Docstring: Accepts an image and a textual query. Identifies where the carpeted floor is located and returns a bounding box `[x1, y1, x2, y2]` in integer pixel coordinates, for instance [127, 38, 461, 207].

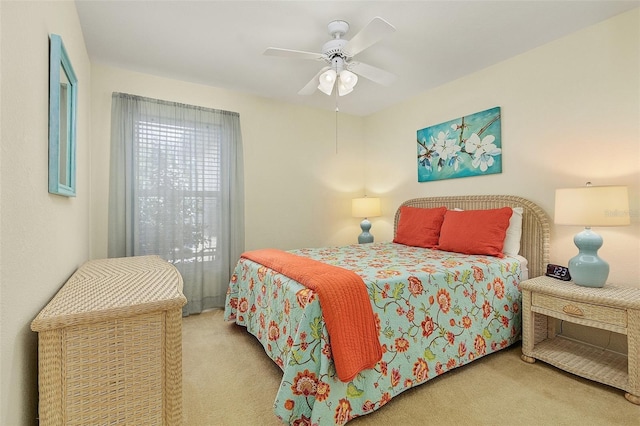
[182, 309, 639, 425]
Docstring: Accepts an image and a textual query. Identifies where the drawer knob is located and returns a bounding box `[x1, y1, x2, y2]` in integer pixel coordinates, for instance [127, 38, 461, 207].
[562, 304, 584, 317]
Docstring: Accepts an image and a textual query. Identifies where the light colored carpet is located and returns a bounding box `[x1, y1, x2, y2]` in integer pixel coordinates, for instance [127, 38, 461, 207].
[182, 309, 639, 425]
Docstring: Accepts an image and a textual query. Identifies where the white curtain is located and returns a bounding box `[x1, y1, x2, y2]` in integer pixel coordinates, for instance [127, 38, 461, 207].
[108, 93, 244, 315]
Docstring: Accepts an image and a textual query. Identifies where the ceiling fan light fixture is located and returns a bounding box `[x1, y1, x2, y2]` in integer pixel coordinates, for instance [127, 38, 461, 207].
[338, 70, 358, 96]
[264, 17, 396, 98]
[337, 81, 353, 96]
[340, 70, 358, 87]
[318, 69, 337, 95]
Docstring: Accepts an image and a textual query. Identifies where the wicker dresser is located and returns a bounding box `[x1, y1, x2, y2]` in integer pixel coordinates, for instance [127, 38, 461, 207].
[520, 276, 640, 404]
[31, 256, 187, 425]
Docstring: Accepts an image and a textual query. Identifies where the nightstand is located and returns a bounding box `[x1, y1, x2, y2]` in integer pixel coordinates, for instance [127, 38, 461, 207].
[520, 275, 640, 405]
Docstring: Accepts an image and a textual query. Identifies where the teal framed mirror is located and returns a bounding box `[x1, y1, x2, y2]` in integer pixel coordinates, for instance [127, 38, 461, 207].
[49, 34, 77, 197]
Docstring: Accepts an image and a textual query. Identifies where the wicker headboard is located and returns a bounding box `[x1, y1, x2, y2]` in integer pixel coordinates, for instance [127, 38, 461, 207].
[394, 195, 550, 279]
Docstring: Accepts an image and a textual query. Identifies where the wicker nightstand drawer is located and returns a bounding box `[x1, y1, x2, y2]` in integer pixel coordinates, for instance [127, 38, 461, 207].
[532, 292, 627, 329]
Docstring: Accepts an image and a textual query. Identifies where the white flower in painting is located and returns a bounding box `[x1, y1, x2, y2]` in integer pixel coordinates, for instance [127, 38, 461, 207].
[432, 132, 458, 159]
[421, 136, 435, 152]
[442, 139, 462, 158]
[465, 133, 496, 156]
[429, 131, 462, 171]
[466, 133, 501, 172]
[430, 131, 449, 153]
[418, 137, 434, 171]
[472, 151, 499, 172]
[437, 139, 462, 171]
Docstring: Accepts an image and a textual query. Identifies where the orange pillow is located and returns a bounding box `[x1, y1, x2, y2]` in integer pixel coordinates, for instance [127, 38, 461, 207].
[438, 207, 513, 257]
[393, 206, 447, 248]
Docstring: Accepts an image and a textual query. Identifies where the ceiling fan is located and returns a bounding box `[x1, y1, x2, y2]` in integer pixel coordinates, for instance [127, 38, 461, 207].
[264, 17, 396, 97]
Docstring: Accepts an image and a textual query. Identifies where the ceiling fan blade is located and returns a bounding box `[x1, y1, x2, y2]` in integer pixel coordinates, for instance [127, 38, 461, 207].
[298, 66, 331, 95]
[342, 17, 395, 57]
[264, 47, 325, 61]
[349, 62, 396, 86]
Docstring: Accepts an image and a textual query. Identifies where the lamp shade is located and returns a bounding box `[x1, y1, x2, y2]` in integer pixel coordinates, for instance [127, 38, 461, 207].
[318, 69, 337, 95]
[337, 80, 354, 96]
[338, 70, 358, 96]
[554, 184, 630, 288]
[555, 185, 630, 226]
[352, 197, 381, 218]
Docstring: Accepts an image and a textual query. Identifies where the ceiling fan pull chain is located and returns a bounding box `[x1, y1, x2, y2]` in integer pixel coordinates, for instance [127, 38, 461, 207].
[335, 89, 339, 154]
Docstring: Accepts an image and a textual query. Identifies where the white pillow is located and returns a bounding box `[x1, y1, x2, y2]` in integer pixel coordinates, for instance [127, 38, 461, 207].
[503, 207, 523, 255]
[450, 207, 523, 255]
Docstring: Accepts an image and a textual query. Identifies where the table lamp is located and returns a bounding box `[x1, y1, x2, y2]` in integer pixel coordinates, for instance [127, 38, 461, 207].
[352, 197, 381, 244]
[554, 183, 630, 287]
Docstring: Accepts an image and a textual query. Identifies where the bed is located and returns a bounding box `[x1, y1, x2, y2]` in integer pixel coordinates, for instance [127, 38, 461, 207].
[224, 195, 550, 425]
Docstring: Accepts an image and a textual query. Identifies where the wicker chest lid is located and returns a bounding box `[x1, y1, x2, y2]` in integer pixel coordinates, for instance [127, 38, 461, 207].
[31, 255, 186, 332]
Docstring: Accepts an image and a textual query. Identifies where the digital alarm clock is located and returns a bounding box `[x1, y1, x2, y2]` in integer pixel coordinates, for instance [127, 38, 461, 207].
[545, 264, 571, 281]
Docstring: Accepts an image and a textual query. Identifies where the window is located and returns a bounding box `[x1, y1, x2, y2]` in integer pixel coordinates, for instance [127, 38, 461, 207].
[135, 118, 221, 264]
[109, 93, 244, 314]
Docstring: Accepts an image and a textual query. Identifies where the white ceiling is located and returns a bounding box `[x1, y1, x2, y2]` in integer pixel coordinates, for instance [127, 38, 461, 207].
[75, 1, 639, 116]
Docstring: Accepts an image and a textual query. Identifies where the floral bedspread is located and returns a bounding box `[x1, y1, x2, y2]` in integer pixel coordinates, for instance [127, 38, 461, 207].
[224, 242, 523, 425]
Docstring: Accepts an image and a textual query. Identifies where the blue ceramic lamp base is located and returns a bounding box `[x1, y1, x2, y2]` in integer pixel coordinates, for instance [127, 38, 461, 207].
[568, 228, 609, 288]
[358, 218, 374, 244]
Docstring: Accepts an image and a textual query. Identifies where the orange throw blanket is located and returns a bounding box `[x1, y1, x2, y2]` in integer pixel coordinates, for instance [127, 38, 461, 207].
[241, 249, 382, 382]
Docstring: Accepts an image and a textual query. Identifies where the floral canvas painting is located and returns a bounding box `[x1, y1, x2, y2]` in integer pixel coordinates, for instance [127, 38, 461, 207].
[417, 106, 502, 182]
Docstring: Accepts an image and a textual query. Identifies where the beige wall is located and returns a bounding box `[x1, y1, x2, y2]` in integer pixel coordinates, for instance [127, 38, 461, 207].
[0, 1, 92, 425]
[90, 65, 366, 259]
[363, 9, 639, 288]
